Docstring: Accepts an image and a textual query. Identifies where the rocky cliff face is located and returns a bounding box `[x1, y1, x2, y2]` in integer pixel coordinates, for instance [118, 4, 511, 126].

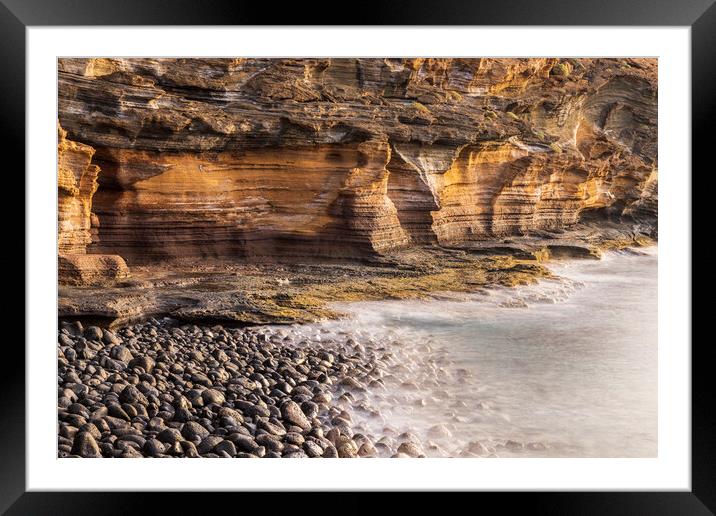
[58, 58, 657, 269]
[58, 124, 130, 285]
[58, 124, 99, 255]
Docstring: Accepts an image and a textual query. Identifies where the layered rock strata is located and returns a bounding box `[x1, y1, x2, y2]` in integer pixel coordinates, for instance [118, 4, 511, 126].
[58, 223, 653, 327]
[58, 124, 100, 255]
[58, 254, 130, 287]
[58, 124, 129, 285]
[58, 58, 658, 267]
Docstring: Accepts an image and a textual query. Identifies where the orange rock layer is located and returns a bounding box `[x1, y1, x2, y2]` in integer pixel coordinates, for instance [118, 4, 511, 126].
[58, 124, 129, 283]
[58, 254, 130, 286]
[57, 58, 658, 265]
[58, 124, 100, 255]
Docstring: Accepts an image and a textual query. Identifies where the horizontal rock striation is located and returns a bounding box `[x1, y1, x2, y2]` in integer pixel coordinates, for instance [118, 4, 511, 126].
[87, 140, 408, 262]
[58, 124, 100, 255]
[59, 254, 130, 286]
[58, 124, 130, 284]
[58, 58, 657, 264]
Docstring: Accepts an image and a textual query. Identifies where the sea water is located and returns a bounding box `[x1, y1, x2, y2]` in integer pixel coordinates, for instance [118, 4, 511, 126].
[325, 247, 658, 457]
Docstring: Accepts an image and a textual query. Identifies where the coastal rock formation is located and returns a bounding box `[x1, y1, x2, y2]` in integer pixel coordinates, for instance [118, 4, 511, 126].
[58, 58, 657, 266]
[58, 124, 129, 285]
[56, 59, 660, 459]
[58, 124, 100, 255]
[58, 254, 130, 287]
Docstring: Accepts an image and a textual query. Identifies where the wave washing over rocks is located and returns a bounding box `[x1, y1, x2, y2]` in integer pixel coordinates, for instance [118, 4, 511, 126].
[313, 279, 591, 458]
[57, 247, 657, 458]
[57, 318, 438, 458]
[328, 247, 658, 458]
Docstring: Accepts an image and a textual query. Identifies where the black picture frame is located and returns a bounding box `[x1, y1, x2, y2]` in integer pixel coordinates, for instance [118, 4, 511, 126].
[5, 0, 705, 512]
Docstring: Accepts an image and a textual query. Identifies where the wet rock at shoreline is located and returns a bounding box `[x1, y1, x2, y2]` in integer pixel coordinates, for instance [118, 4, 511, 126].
[56, 318, 426, 458]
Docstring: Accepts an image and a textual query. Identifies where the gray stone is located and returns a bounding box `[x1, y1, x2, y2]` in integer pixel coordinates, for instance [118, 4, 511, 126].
[285, 432, 305, 446]
[358, 440, 377, 457]
[212, 349, 229, 363]
[180, 441, 200, 458]
[78, 422, 101, 441]
[143, 438, 166, 457]
[119, 385, 148, 406]
[107, 402, 130, 421]
[321, 445, 338, 458]
[197, 435, 224, 454]
[84, 326, 103, 341]
[110, 345, 134, 363]
[300, 401, 319, 419]
[61, 321, 83, 336]
[257, 418, 286, 437]
[303, 440, 323, 457]
[102, 329, 121, 345]
[121, 446, 144, 458]
[283, 451, 308, 458]
[181, 421, 210, 442]
[428, 424, 453, 439]
[71, 431, 101, 458]
[281, 400, 311, 431]
[201, 388, 225, 406]
[337, 440, 358, 458]
[339, 377, 365, 391]
[228, 434, 261, 454]
[234, 400, 270, 418]
[128, 356, 155, 373]
[255, 433, 283, 453]
[156, 427, 183, 445]
[118, 434, 147, 448]
[397, 441, 423, 458]
[214, 440, 237, 456]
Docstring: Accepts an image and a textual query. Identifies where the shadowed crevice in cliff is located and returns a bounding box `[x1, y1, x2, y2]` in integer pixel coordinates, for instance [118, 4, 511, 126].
[385, 143, 452, 245]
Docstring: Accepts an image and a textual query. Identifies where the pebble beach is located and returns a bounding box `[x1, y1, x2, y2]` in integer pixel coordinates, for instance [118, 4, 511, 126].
[58, 318, 433, 458]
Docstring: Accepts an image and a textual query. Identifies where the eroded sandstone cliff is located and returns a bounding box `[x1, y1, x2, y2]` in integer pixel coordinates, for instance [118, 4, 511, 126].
[58, 58, 657, 269]
[58, 123, 100, 255]
[57, 124, 130, 285]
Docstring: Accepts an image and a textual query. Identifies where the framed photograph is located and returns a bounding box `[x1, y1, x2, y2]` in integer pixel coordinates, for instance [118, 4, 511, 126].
[8, 0, 706, 512]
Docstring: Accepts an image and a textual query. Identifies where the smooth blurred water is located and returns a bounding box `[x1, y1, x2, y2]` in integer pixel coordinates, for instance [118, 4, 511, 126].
[331, 247, 657, 457]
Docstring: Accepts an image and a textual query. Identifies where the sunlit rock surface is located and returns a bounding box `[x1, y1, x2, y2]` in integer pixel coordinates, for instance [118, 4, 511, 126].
[58, 58, 657, 265]
[58, 123, 99, 255]
[57, 124, 129, 285]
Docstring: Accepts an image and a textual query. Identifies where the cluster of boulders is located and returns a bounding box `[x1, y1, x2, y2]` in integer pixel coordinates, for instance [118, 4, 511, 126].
[57, 318, 426, 458]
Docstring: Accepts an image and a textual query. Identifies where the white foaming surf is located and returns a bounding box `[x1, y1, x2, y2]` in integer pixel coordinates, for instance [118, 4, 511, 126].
[310, 247, 659, 457]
